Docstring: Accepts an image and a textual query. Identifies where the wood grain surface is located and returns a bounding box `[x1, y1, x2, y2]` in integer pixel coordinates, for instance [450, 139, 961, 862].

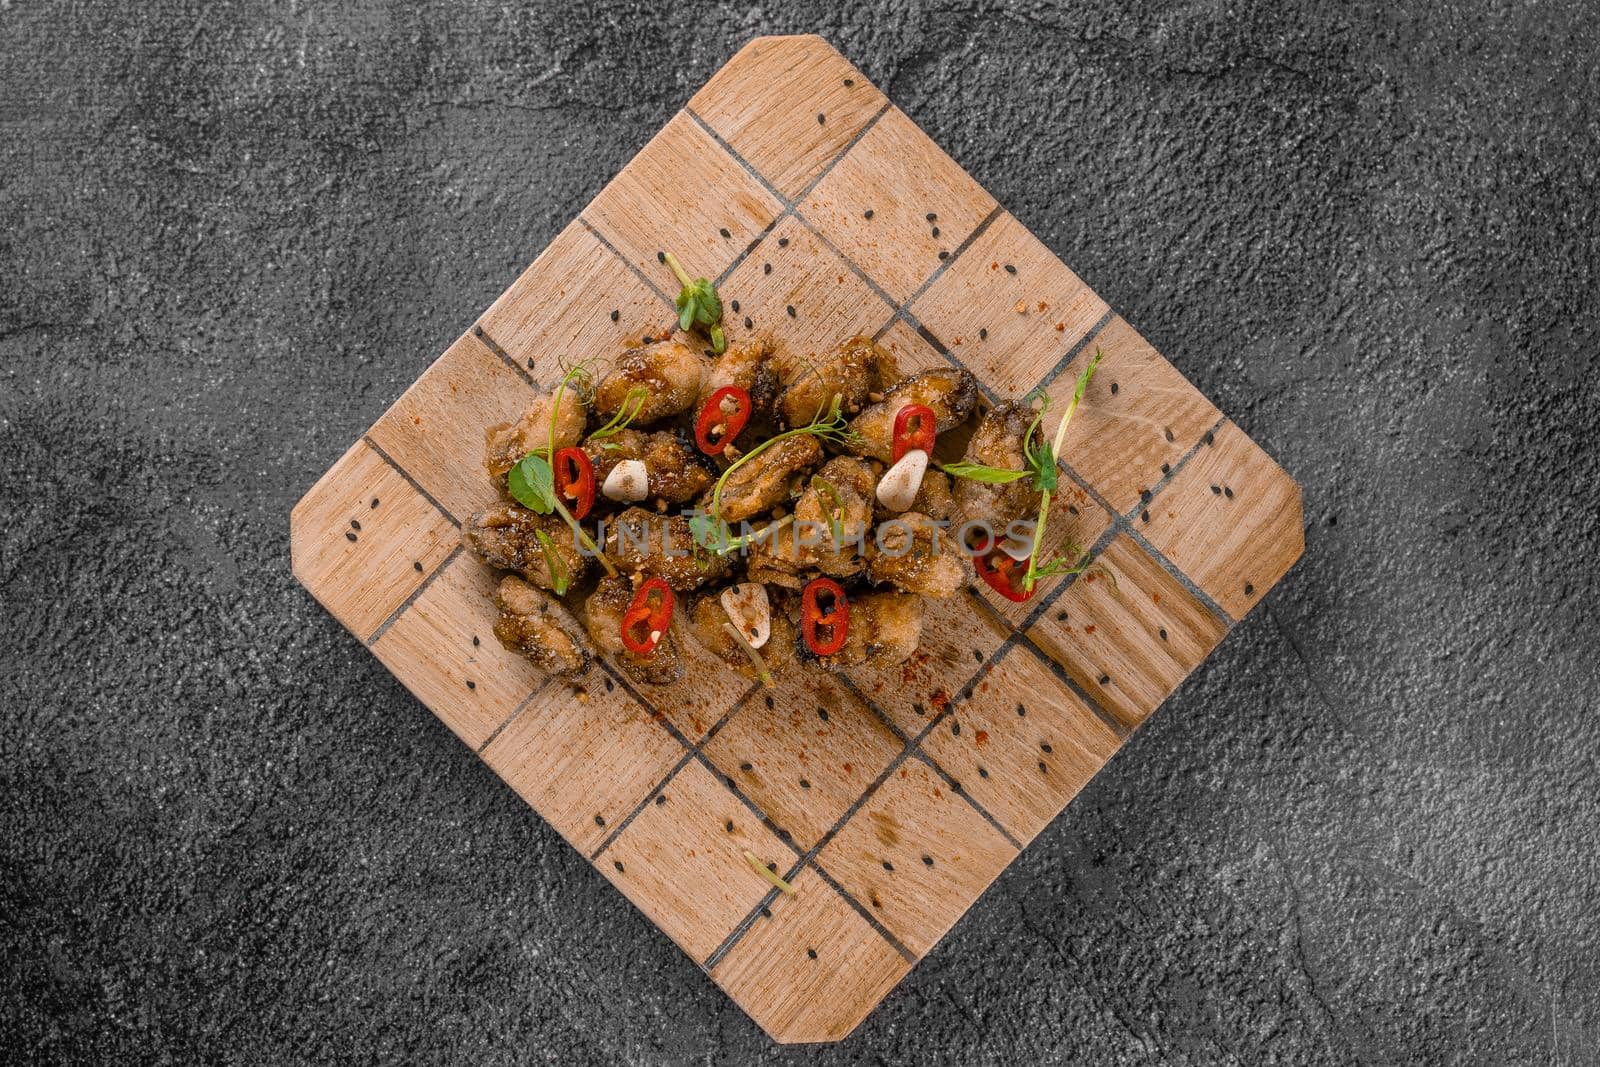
[289, 34, 1304, 1044]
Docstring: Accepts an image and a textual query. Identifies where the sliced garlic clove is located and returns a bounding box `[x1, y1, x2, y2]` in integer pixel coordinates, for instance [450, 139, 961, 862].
[875, 449, 928, 513]
[602, 458, 650, 502]
[720, 582, 771, 649]
[999, 534, 1035, 562]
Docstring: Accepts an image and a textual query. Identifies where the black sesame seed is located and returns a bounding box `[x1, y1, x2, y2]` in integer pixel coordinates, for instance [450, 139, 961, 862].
[414, 561, 423, 572]
[778, 828, 791, 840]
[938, 250, 949, 260]
[744, 316, 753, 329]
[931, 226, 940, 238]
[465, 680, 476, 690]
[922, 855, 934, 866]
[604, 677, 614, 692]
[725, 819, 734, 832]
[882, 860, 894, 871]
[1161, 463, 1171, 474]
[1141, 489, 1152, 502]
[594, 814, 605, 827]
[654, 794, 666, 806]
[1211, 485, 1222, 495]
[864, 209, 874, 219]
[972, 649, 983, 663]
[1067, 505, 1080, 516]
[1017, 703, 1027, 716]
[913, 703, 926, 716]
[350, 519, 361, 531]
[817, 707, 829, 721]
[1040, 742, 1053, 753]
[613, 860, 624, 873]
[472, 635, 480, 647]
[978, 766, 989, 778]
[731, 299, 740, 313]
[951, 721, 961, 736]
[1039, 761, 1049, 774]
[1163, 427, 1175, 443]
[786, 305, 796, 317]
[979, 328, 988, 340]
[764, 695, 774, 709]
[951, 780, 962, 793]
[763, 263, 772, 275]
[1245, 582, 1255, 595]
[527, 357, 536, 369]
[1224, 486, 1234, 499]
[778, 236, 789, 248]
[610, 309, 619, 322]
[1098, 674, 1110, 686]
[642, 335, 654, 344]
[370, 497, 380, 508]
[800, 778, 811, 790]
[817, 112, 826, 124]
[1204, 430, 1215, 445]
[761, 907, 773, 919]
[656, 251, 665, 263]
[719, 227, 731, 239]
[807, 947, 818, 959]
[345, 531, 357, 542]
[740, 762, 753, 772]
[844, 77, 854, 86]
[1056, 612, 1067, 622]
[1142, 510, 1151, 523]
[1004, 264, 1017, 274]
[1110, 382, 1119, 395]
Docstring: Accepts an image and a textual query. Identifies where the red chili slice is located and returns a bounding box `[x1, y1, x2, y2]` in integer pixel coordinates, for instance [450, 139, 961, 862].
[974, 542, 1034, 603]
[801, 577, 849, 656]
[695, 385, 753, 455]
[553, 447, 595, 520]
[891, 403, 937, 462]
[620, 578, 674, 656]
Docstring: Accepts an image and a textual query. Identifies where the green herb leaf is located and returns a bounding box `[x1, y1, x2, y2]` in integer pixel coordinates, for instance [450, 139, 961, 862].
[507, 454, 556, 514]
[1030, 450, 1059, 493]
[665, 251, 726, 352]
[940, 462, 1031, 485]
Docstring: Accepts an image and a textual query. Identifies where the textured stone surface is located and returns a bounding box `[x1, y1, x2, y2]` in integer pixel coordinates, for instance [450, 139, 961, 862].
[4, 1, 1598, 1062]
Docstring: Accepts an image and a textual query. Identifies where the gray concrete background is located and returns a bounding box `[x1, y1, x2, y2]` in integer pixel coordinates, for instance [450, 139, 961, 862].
[3, 0, 1598, 1062]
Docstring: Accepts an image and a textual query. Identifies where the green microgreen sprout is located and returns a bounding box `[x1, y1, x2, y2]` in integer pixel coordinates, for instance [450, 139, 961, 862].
[534, 529, 570, 596]
[588, 385, 649, 445]
[664, 252, 726, 354]
[705, 395, 859, 544]
[1021, 348, 1103, 593]
[810, 474, 845, 544]
[722, 622, 775, 689]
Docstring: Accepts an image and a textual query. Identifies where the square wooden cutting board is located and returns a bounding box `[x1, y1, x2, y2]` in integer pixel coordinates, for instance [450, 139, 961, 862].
[290, 35, 1303, 1043]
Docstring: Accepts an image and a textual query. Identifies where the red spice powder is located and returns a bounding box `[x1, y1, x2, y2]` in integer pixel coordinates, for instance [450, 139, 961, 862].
[974, 730, 989, 745]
